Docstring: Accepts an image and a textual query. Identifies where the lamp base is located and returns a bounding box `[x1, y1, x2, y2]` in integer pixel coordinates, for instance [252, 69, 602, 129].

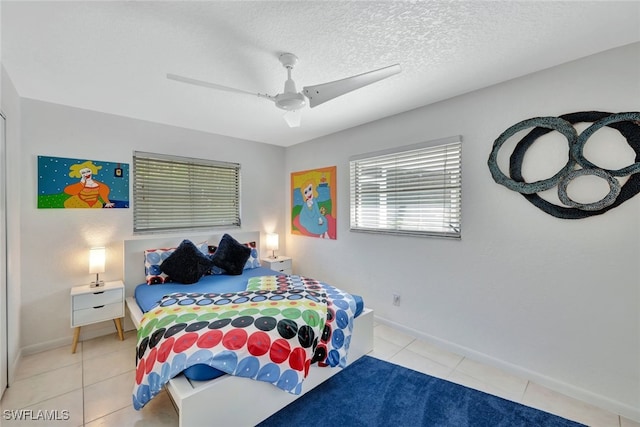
[90, 280, 105, 288]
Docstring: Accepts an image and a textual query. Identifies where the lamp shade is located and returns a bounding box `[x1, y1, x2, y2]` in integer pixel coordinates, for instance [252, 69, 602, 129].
[89, 247, 106, 274]
[283, 110, 302, 128]
[266, 234, 279, 251]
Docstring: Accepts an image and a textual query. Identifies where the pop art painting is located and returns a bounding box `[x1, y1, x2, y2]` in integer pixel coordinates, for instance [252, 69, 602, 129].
[38, 156, 129, 208]
[291, 166, 336, 239]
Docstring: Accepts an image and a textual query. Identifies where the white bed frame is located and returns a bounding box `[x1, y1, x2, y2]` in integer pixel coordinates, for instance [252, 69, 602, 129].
[123, 232, 374, 427]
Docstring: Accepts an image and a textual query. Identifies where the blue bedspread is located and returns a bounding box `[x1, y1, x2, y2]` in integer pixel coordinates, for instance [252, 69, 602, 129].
[135, 267, 276, 311]
[135, 267, 364, 316]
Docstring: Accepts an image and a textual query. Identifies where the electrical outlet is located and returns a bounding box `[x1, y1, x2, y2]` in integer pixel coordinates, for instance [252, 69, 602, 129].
[392, 293, 401, 306]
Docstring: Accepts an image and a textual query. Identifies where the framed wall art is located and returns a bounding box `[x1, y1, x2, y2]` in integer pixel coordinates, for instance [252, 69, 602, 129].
[291, 166, 336, 239]
[38, 156, 129, 209]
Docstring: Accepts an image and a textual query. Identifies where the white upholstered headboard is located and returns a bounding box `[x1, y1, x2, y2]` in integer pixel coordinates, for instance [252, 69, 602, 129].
[122, 231, 261, 297]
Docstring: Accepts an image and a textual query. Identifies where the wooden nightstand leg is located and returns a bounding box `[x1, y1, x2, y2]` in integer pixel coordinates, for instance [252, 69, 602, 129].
[71, 327, 81, 354]
[114, 318, 124, 341]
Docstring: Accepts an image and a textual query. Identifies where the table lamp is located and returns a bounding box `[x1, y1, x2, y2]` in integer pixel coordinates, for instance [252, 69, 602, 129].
[89, 247, 106, 288]
[266, 233, 279, 259]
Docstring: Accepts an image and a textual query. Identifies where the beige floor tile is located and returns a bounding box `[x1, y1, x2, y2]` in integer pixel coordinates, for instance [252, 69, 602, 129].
[84, 346, 136, 386]
[0, 363, 82, 410]
[85, 389, 178, 427]
[15, 345, 83, 382]
[373, 324, 415, 348]
[1, 389, 84, 427]
[369, 335, 404, 360]
[83, 330, 137, 360]
[405, 339, 464, 368]
[522, 382, 620, 427]
[622, 416, 640, 427]
[84, 370, 135, 423]
[389, 348, 454, 379]
[454, 358, 528, 399]
[446, 370, 525, 403]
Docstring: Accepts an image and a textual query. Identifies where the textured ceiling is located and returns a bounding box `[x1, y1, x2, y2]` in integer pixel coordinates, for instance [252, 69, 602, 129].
[2, 1, 639, 146]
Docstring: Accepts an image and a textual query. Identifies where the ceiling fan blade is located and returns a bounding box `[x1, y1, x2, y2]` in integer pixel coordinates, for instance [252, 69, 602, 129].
[303, 63, 401, 108]
[167, 73, 264, 98]
[283, 110, 302, 128]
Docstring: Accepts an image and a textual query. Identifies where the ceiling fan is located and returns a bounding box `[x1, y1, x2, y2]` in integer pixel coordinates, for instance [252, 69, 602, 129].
[167, 53, 401, 127]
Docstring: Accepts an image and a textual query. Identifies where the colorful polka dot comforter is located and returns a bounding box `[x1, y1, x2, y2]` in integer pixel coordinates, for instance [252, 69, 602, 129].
[133, 275, 357, 410]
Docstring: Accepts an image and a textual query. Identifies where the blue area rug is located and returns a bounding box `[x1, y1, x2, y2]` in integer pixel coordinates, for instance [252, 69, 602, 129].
[258, 355, 584, 427]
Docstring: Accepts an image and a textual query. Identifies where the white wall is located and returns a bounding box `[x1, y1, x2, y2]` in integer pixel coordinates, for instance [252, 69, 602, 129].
[285, 42, 640, 419]
[1, 66, 22, 386]
[17, 99, 287, 353]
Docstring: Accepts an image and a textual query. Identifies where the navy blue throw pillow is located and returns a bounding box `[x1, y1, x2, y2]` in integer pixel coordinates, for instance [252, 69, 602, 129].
[160, 240, 214, 284]
[210, 234, 251, 275]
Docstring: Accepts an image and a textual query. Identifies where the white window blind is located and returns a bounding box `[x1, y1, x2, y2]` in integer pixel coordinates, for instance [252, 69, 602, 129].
[133, 151, 240, 233]
[350, 136, 462, 239]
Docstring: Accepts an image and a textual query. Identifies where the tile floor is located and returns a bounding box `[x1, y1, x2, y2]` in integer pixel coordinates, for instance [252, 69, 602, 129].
[1, 323, 638, 427]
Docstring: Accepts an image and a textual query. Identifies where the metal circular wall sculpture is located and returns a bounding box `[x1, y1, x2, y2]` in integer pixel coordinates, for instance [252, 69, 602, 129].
[487, 111, 640, 219]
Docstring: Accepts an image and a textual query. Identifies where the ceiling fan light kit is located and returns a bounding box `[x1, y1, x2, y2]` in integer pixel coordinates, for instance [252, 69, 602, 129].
[283, 110, 302, 128]
[168, 52, 401, 127]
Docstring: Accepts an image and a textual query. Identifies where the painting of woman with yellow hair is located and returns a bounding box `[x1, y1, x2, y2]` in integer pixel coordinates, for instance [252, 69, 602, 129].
[64, 161, 114, 208]
[38, 156, 129, 209]
[291, 166, 336, 239]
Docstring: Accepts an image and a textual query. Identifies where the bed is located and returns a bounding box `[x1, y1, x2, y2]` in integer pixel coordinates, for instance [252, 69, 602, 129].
[123, 231, 374, 427]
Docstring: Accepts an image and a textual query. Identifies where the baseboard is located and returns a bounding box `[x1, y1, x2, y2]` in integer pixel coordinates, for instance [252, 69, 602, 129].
[373, 315, 640, 423]
[20, 336, 69, 357]
[7, 347, 21, 387]
[20, 324, 120, 356]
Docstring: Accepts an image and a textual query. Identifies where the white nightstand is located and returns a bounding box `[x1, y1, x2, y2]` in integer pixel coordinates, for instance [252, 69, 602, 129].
[70, 280, 125, 353]
[262, 256, 293, 275]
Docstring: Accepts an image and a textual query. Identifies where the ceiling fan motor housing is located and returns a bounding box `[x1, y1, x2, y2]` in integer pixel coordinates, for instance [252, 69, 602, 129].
[274, 53, 306, 110]
[275, 92, 306, 110]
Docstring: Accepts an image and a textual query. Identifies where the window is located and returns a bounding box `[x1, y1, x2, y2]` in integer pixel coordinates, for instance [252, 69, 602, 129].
[133, 151, 240, 233]
[350, 136, 461, 239]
